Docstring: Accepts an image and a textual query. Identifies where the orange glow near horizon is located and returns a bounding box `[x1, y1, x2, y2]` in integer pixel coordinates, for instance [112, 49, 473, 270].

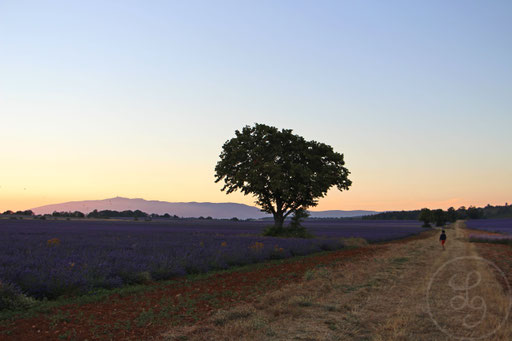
[1, 130, 511, 213]
[1, 162, 510, 213]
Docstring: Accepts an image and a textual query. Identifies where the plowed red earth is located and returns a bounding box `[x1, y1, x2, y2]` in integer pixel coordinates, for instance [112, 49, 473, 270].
[474, 242, 512, 293]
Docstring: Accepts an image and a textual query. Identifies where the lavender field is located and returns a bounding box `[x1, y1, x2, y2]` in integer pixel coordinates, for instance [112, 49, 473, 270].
[466, 218, 512, 234]
[0, 219, 422, 300]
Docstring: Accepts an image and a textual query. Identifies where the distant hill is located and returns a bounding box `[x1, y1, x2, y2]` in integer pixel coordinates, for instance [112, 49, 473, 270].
[30, 197, 378, 219]
[307, 210, 378, 218]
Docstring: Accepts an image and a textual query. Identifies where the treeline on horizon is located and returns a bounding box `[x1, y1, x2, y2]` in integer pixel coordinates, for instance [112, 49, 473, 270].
[363, 203, 512, 222]
[0, 209, 179, 219]
[0, 209, 236, 221]
[2, 203, 511, 222]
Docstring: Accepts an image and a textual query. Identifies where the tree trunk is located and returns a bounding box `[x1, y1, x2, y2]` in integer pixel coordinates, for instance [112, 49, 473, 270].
[273, 212, 284, 228]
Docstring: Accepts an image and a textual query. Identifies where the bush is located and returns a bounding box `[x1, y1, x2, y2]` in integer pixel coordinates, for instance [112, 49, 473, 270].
[262, 225, 313, 238]
[118, 271, 152, 285]
[339, 237, 368, 248]
[0, 280, 34, 311]
[263, 209, 314, 238]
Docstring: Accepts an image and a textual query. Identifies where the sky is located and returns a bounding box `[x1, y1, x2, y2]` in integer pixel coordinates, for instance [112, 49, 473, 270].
[1, 0, 511, 212]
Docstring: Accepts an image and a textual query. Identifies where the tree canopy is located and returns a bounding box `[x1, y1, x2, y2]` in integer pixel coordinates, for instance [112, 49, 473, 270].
[214, 123, 352, 228]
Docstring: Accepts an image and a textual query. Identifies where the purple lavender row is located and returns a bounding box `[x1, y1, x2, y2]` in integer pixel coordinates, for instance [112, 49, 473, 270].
[0, 219, 422, 300]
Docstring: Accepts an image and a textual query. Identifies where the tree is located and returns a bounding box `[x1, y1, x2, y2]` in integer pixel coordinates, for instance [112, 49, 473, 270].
[456, 206, 468, 219]
[289, 208, 310, 229]
[215, 123, 352, 229]
[419, 208, 432, 227]
[432, 209, 446, 226]
[263, 207, 312, 237]
[73, 211, 85, 218]
[446, 207, 457, 223]
[467, 206, 483, 219]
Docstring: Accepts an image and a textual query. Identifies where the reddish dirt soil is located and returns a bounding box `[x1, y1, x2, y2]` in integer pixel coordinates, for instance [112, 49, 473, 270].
[464, 228, 504, 236]
[474, 242, 512, 293]
[1, 245, 385, 340]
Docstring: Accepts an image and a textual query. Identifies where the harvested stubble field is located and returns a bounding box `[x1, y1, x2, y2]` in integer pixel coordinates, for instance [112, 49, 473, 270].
[2, 220, 512, 340]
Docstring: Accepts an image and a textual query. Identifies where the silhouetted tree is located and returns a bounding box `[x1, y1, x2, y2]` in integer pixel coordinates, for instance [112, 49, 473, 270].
[467, 206, 483, 219]
[73, 211, 85, 218]
[419, 208, 432, 227]
[215, 123, 351, 230]
[432, 209, 447, 226]
[289, 208, 310, 228]
[456, 206, 468, 219]
[14, 210, 34, 216]
[446, 207, 457, 223]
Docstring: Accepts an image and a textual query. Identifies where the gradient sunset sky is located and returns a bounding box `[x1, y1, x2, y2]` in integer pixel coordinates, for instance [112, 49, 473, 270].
[1, 1, 511, 212]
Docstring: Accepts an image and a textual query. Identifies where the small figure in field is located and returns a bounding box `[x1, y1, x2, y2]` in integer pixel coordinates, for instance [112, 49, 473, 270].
[440, 230, 447, 250]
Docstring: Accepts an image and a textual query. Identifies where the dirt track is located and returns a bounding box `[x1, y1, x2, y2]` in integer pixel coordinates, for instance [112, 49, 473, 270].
[166, 222, 512, 340]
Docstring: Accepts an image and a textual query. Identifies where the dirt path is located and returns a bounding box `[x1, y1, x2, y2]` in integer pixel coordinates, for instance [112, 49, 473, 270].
[166, 222, 512, 340]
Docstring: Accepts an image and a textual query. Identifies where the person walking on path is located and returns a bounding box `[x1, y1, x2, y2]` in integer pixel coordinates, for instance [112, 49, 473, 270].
[439, 230, 447, 250]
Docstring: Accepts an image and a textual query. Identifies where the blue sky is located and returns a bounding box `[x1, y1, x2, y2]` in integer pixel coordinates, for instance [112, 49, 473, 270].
[1, 1, 511, 211]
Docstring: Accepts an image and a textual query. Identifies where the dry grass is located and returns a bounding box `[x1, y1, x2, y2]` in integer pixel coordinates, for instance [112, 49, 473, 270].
[161, 222, 512, 341]
[340, 237, 369, 248]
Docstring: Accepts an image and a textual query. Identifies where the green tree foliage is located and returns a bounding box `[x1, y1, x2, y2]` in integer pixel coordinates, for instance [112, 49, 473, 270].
[86, 209, 148, 219]
[363, 210, 421, 220]
[215, 123, 352, 229]
[446, 207, 457, 222]
[14, 210, 34, 216]
[364, 203, 512, 222]
[467, 206, 484, 219]
[419, 208, 432, 227]
[51, 211, 85, 218]
[432, 209, 447, 226]
[456, 206, 468, 219]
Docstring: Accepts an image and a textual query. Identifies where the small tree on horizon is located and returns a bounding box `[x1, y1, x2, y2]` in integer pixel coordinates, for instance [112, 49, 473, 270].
[419, 208, 432, 227]
[214, 123, 352, 232]
[432, 209, 447, 226]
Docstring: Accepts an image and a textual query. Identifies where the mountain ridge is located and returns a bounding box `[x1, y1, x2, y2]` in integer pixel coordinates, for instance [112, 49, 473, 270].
[30, 197, 378, 219]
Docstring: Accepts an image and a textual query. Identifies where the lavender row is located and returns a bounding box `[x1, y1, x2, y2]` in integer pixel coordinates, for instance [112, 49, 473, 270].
[0, 219, 422, 300]
[465, 219, 512, 235]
